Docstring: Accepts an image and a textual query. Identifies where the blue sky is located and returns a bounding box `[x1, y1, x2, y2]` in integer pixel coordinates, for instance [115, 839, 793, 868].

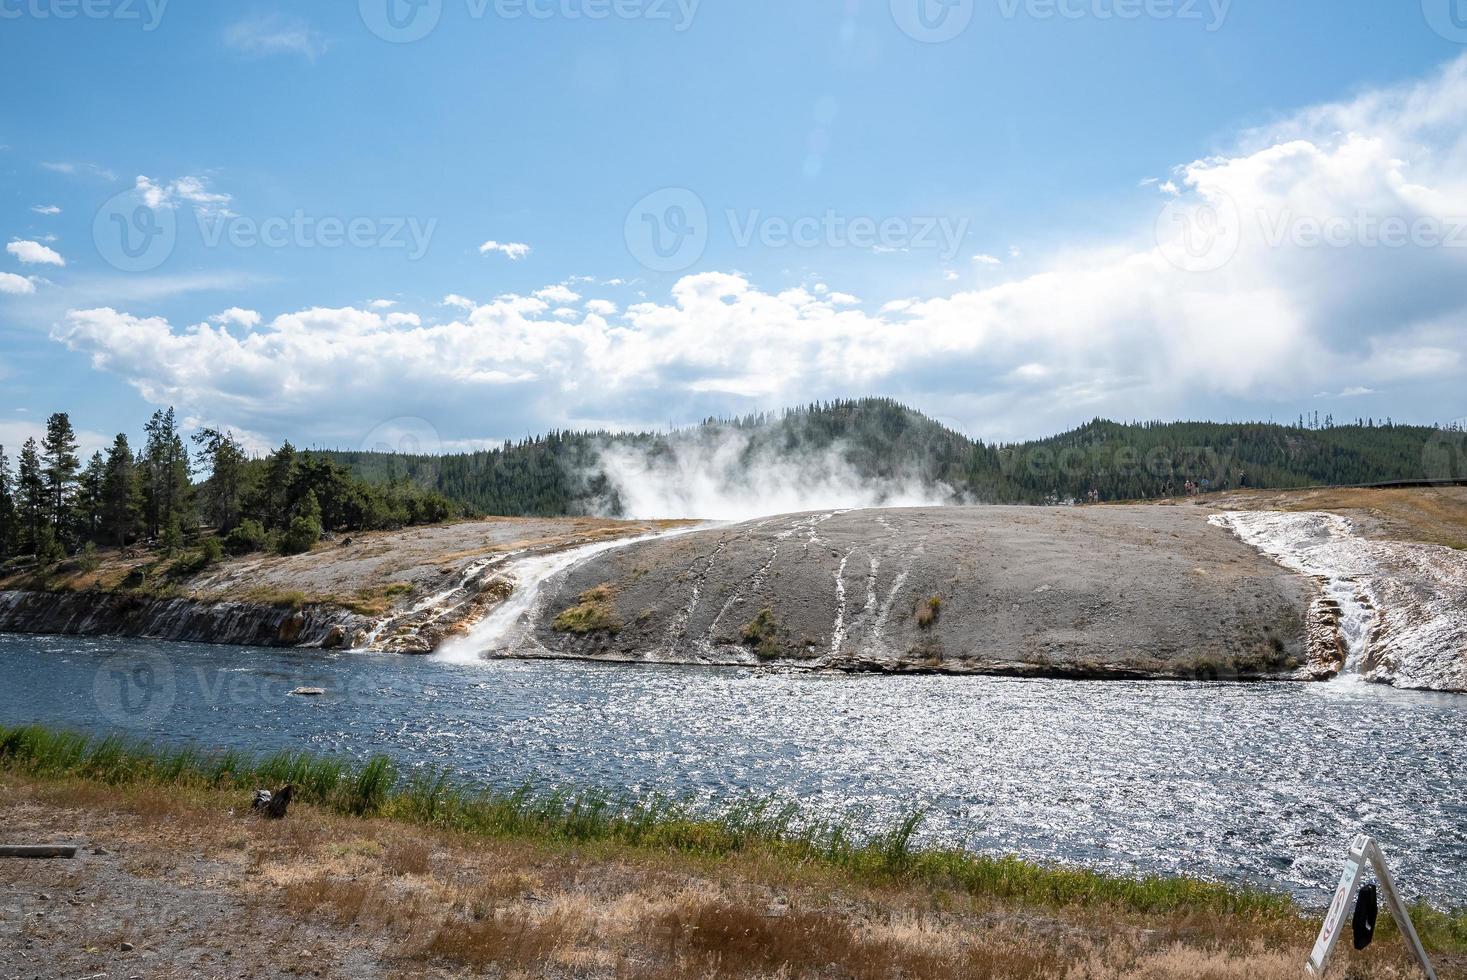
[3, 0, 1466, 456]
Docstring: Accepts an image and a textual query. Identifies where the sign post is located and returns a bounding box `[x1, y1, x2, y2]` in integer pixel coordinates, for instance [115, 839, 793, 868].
[1306, 834, 1436, 978]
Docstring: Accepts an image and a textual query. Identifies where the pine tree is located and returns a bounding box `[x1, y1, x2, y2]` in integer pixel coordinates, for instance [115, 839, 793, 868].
[101, 434, 139, 548]
[261, 441, 296, 530]
[0, 445, 16, 561]
[142, 408, 191, 539]
[75, 451, 106, 543]
[17, 439, 46, 554]
[192, 428, 248, 532]
[41, 412, 80, 540]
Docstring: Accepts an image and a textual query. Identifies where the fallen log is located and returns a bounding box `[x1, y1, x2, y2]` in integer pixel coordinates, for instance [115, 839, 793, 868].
[0, 845, 79, 859]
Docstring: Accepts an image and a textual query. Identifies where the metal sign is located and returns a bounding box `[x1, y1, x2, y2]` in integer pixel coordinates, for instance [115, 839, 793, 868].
[1306, 834, 1437, 978]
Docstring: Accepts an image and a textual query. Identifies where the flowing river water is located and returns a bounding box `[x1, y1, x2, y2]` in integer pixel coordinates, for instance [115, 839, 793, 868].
[1, 632, 1463, 907]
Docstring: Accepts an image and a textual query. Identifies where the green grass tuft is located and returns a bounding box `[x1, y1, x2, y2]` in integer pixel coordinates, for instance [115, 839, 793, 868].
[552, 584, 622, 635]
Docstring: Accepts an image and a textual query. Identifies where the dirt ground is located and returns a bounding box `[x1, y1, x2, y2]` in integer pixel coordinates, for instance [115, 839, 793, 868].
[1, 775, 1455, 980]
[1, 517, 689, 613]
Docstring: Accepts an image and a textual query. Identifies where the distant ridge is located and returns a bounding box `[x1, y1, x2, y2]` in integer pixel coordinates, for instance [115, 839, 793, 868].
[321, 399, 1467, 517]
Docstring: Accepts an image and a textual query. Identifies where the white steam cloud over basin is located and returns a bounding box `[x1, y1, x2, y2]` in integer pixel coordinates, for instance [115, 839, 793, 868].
[589, 433, 953, 521]
[1212, 510, 1467, 692]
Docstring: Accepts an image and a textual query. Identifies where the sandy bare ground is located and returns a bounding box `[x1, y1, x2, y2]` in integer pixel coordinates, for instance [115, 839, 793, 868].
[0, 775, 1455, 980]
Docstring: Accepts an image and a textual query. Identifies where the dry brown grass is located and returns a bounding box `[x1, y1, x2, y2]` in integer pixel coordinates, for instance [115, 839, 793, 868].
[2, 773, 1458, 980]
[1208, 486, 1467, 550]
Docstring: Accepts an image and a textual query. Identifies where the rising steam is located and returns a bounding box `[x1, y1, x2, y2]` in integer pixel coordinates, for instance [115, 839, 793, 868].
[586, 428, 957, 521]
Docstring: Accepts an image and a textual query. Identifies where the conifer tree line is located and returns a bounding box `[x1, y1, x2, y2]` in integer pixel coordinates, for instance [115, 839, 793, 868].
[0, 408, 453, 567]
[324, 399, 1467, 515]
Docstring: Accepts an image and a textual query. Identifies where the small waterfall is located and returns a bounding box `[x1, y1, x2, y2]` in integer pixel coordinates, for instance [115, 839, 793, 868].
[435, 526, 701, 665]
[1210, 511, 1378, 679]
[360, 553, 517, 651]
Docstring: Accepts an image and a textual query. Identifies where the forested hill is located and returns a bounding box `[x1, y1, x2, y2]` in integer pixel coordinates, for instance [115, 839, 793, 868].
[321, 399, 1467, 517]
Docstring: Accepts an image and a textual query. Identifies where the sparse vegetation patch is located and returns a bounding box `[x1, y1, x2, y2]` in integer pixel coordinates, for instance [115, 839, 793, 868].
[553, 583, 622, 634]
[740, 607, 785, 659]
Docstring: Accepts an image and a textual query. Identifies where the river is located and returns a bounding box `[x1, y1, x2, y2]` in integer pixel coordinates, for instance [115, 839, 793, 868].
[1, 632, 1462, 907]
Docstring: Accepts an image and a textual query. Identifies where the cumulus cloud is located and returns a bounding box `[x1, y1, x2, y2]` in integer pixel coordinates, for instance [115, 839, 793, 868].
[534, 284, 581, 305]
[224, 14, 330, 61]
[585, 299, 618, 316]
[31, 205, 61, 216]
[43, 55, 1467, 445]
[7, 240, 64, 266]
[480, 240, 531, 260]
[0, 272, 37, 295]
[209, 308, 261, 329]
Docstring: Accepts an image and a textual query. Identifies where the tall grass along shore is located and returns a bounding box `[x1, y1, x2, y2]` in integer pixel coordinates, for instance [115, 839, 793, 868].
[2, 723, 1464, 977]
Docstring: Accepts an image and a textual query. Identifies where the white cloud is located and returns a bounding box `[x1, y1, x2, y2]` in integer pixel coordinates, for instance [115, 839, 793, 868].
[0, 272, 36, 295]
[224, 14, 330, 61]
[441, 294, 476, 311]
[480, 240, 532, 260]
[209, 308, 261, 329]
[42, 55, 1467, 445]
[7, 240, 64, 266]
[534, 284, 581, 305]
[585, 299, 618, 316]
[369, 299, 397, 309]
[0, 420, 110, 458]
[31, 205, 61, 215]
[972, 253, 1002, 265]
[135, 175, 233, 217]
[386, 312, 421, 327]
[1339, 386, 1378, 397]
[41, 161, 116, 181]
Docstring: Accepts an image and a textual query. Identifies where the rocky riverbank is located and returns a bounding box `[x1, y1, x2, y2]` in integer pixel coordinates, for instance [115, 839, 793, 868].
[0, 516, 682, 652]
[2, 489, 1463, 689]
